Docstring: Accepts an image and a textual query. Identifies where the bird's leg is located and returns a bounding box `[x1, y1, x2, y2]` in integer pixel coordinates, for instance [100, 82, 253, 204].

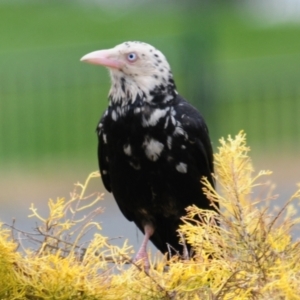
[134, 224, 154, 270]
[178, 231, 190, 260]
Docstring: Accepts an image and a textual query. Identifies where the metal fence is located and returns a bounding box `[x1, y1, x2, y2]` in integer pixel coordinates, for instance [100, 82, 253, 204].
[1, 44, 299, 166]
[210, 53, 300, 152]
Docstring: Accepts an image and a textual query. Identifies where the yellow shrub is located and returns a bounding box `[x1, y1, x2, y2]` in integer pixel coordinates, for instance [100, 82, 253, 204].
[1, 132, 300, 299]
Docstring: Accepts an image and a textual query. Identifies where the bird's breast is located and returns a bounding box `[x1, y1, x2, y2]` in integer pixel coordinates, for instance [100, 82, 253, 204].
[98, 98, 213, 226]
[101, 103, 197, 183]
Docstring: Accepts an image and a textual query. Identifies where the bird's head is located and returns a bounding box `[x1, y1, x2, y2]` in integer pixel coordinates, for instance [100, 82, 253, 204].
[81, 41, 177, 105]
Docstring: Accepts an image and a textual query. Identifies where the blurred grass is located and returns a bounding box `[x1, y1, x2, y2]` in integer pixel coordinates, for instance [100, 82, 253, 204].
[0, 2, 185, 167]
[0, 1, 300, 168]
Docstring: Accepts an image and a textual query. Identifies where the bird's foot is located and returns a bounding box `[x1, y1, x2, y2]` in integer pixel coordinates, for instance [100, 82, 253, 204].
[133, 250, 150, 272]
[132, 224, 153, 272]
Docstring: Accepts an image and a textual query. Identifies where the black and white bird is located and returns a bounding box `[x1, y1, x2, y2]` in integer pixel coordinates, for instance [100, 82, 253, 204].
[81, 41, 216, 267]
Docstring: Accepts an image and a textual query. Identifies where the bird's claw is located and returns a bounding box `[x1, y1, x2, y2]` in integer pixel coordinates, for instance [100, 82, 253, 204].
[133, 252, 150, 272]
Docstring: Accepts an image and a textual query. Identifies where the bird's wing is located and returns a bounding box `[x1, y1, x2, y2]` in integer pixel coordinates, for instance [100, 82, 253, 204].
[174, 95, 214, 186]
[97, 118, 112, 193]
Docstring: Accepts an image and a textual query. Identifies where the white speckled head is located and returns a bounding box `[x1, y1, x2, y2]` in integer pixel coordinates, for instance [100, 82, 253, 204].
[81, 41, 176, 104]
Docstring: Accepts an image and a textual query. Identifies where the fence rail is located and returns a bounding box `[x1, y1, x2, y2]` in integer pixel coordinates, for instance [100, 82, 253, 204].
[1, 45, 299, 165]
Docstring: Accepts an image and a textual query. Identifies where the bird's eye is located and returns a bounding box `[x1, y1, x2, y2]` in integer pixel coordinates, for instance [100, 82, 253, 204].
[127, 52, 137, 62]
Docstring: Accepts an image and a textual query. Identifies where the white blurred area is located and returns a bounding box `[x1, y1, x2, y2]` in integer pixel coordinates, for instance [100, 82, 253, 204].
[2, 0, 300, 24]
[238, 0, 300, 24]
[89, 0, 300, 25]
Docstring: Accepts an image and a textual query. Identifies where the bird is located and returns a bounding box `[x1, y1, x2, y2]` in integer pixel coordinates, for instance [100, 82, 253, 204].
[81, 41, 216, 268]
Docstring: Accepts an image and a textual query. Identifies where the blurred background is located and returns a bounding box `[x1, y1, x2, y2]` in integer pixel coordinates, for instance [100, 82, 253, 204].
[1, 0, 300, 250]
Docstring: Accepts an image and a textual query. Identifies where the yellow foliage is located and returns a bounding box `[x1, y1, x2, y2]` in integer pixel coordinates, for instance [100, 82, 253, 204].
[1, 132, 300, 299]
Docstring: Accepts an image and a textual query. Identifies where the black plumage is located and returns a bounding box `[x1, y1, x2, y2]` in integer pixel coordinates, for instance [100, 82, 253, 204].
[81, 41, 216, 264]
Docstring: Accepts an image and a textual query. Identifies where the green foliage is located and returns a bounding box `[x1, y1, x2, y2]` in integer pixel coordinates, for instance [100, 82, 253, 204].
[1, 132, 300, 299]
[1, 3, 300, 164]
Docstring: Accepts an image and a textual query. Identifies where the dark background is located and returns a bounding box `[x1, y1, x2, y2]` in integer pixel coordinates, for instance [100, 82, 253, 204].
[1, 0, 300, 251]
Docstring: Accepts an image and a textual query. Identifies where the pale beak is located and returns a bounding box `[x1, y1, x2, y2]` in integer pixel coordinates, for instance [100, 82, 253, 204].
[80, 49, 123, 69]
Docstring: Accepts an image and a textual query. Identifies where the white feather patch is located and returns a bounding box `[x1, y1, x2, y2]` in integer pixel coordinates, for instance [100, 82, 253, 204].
[129, 161, 141, 170]
[170, 116, 176, 126]
[143, 136, 164, 161]
[164, 94, 173, 102]
[102, 134, 107, 144]
[164, 116, 170, 129]
[167, 136, 172, 149]
[173, 126, 187, 138]
[176, 162, 187, 173]
[134, 107, 141, 114]
[111, 110, 118, 121]
[142, 108, 167, 127]
[123, 144, 132, 156]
